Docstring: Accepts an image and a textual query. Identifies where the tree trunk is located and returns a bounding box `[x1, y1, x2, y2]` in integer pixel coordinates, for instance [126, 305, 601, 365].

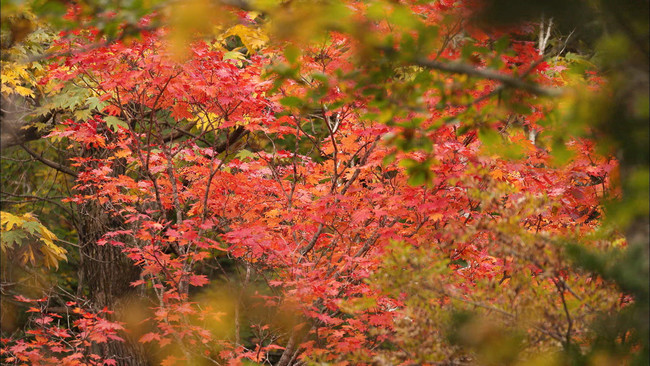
[78, 201, 149, 366]
[74, 140, 150, 366]
[77, 199, 149, 365]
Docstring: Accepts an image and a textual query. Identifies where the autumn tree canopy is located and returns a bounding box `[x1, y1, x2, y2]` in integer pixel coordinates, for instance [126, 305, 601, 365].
[1, 0, 648, 365]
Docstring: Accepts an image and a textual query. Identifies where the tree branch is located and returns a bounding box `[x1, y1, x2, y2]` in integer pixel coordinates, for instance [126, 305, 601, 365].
[414, 57, 563, 97]
[19, 142, 77, 177]
[554, 278, 573, 349]
[0, 192, 75, 217]
[215, 126, 249, 154]
[276, 331, 297, 366]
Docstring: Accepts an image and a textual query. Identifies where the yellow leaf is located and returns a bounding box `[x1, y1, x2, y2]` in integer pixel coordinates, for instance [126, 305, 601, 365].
[15, 65, 30, 80]
[222, 24, 269, 54]
[39, 226, 57, 242]
[1, 211, 25, 231]
[1, 84, 15, 95]
[14, 85, 34, 97]
[40, 243, 67, 270]
[193, 111, 222, 131]
[22, 246, 36, 266]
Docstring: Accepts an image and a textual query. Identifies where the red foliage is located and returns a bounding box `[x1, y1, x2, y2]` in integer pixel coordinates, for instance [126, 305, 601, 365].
[2, 298, 123, 366]
[4, 1, 621, 365]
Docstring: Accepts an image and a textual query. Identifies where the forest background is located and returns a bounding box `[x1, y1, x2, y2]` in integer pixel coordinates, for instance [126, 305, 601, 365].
[0, 0, 648, 365]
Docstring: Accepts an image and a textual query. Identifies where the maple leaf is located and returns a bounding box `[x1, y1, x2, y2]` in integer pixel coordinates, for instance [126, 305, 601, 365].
[130, 279, 145, 287]
[139, 333, 160, 344]
[174, 303, 195, 315]
[13, 295, 33, 303]
[490, 169, 505, 180]
[34, 316, 53, 325]
[161, 355, 182, 366]
[188, 275, 209, 287]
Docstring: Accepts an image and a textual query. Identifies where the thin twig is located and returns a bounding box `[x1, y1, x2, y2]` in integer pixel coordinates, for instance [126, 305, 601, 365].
[19, 142, 77, 177]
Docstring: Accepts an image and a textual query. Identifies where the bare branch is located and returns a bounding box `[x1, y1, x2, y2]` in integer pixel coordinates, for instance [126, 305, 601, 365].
[414, 57, 563, 97]
[19, 142, 77, 178]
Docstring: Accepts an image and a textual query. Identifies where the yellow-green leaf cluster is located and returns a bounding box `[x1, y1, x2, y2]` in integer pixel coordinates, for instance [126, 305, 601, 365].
[1, 62, 35, 97]
[1, 10, 57, 99]
[0, 211, 67, 269]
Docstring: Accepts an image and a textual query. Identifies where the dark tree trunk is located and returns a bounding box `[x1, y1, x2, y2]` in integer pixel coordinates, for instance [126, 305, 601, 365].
[76, 198, 148, 365]
[77, 199, 149, 366]
[75, 144, 149, 365]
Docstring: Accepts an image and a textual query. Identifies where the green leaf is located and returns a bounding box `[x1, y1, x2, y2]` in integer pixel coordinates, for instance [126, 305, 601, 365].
[74, 108, 92, 121]
[450, 259, 469, 268]
[21, 221, 42, 235]
[494, 36, 510, 53]
[280, 96, 303, 108]
[389, 6, 417, 29]
[86, 96, 108, 111]
[400, 158, 431, 186]
[478, 127, 501, 150]
[104, 116, 129, 131]
[284, 45, 301, 64]
[310, 72, 328, 83]
[366, 2, 387, 21]
[0, 211, 66, 269]
[235, 149, 255, 161]
[549, 139, 575, 166]
[223, 50, 246, 62]
[1, 231, 25, 249]
[382, 151, 396, 165]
